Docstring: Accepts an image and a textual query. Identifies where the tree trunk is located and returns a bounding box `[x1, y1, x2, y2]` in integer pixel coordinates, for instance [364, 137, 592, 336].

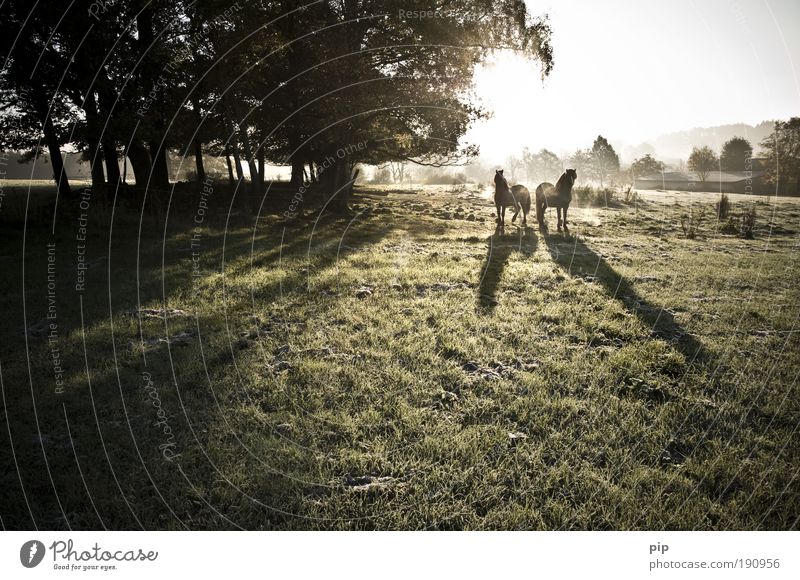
[193, 138, 205, 182]
[89, 150, 105, 189]
[191, 96, 205, 182]
[148, 140, 170, 188]
[323, 153, 356, 213]
[290, 157, 305, 190]
[103, 140, 121, 186]
[41, 113, 72, 198]
[225, 145, 235, 184]
[84, 91, 105, 190]
[232, 146, 244, 182]
[126, 142, 152, 187]
[257, 148, 265, 191]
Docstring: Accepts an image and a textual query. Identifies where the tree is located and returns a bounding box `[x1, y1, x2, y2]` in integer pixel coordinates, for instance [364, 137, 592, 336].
[760, 118, 800, 195]
[568, 149, 593, 181]
[589, 136, 619, 187]
[688, 146, 718, 183]
[522, 147, 561, 183]
[630, 154, 665, 179]
[720, 137, 752, 171]
[1, 0, 555, 213]
[504, 154, 524, 182]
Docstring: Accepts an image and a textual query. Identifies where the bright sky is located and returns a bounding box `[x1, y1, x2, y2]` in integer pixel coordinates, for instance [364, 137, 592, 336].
[465, 0, 800, 163]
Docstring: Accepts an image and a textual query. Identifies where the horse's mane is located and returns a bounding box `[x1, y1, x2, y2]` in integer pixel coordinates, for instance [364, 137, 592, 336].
[555, 170, 576, 194]
[494, 172, 510, 193]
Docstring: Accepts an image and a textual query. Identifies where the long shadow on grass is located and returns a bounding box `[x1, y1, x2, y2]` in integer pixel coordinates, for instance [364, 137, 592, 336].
[542, 229, 708, 363]
[0, 208, 399, 530]
[477, 225, 537, 312]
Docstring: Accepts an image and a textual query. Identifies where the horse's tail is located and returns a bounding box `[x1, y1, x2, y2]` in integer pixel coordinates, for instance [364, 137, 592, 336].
[535, 184, 547, 225]
[522, 190, 531, 216]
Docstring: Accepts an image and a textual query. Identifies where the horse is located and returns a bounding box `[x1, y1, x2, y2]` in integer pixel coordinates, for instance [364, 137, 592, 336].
[535, 169, 577, 231]
[493, 169, 531, 228]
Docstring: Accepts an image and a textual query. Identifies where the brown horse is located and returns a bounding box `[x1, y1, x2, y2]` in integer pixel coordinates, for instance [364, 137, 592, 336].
[494, 169, 531, 227]
[535, 169, 577, 231]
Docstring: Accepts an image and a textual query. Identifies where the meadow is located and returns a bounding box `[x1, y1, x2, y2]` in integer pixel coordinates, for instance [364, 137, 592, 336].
[1, 180, 798, 530]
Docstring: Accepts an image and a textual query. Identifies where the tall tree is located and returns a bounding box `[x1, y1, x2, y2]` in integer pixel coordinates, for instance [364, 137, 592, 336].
[720, 136, 753, 171]
[630, 154, 665, 179]
[760, 118, 800, 195]
[523, 148, 561, 183]
[688, 146, 718, 183]
[589, 136, 619, 188]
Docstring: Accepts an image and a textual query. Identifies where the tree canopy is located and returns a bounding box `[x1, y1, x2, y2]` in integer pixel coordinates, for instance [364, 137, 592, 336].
[588, 135, 619, 188]
[720, 136, 753, 171]
[761, 118, 800, 195]
[688, 146, 718, 182]
[630, 154, 665, 179]
[0, 0, 554, 210]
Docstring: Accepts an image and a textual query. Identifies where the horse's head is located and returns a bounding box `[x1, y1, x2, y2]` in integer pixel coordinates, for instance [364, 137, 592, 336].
[566, 168, 577, 184]
[494, 169, 509, 194]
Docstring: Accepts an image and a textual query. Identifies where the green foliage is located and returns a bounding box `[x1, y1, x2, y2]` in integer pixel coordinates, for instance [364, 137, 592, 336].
[720, 137, 753, 171]
[688, 146, 719, 182]
[741, 205, 757, 239]
[631, 154, 665, 179]
[761, 117, 800, 194]
[680, 206, 706, 238]
[715, 193, 731, 220]
[522, 147, 562, 183]
[0, 0, 555, 200]
[573, 185, 615, 206]
[589, 135, 620, 188]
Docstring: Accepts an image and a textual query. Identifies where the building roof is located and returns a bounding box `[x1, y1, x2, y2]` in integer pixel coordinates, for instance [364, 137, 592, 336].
[635, 170, 766, 183]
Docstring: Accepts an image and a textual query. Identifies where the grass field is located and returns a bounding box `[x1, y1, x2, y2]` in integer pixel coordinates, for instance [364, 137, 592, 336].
[1, 181, 798, 530]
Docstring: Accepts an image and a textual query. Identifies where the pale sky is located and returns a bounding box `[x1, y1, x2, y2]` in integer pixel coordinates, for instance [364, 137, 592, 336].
[465, 0, 800, 163]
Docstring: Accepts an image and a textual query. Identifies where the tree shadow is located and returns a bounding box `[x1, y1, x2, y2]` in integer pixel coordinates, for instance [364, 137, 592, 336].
[542, 229, 708, 363]
[477, 224, 538, 312]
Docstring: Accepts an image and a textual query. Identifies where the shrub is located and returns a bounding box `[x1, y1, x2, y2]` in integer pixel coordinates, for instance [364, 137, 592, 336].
[740, 205, 756, 239]
[715, 193, 731, 220]
[680, 206, 706, 239]
[623, 185, 638, 204]
[720, 217, 739, 235]
[573, 185, 593, 206]
[596, 187, 615, 206]
[572, 185, 615, 207]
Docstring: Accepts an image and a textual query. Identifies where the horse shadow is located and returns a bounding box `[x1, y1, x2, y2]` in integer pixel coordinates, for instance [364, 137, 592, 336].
[542, 230, 708, 363]
[477, 224, 537, 312]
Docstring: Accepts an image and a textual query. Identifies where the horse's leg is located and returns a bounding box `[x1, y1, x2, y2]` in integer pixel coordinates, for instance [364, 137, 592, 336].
[557, 207, 563, 231]
[563, 206, 569, 231]
[495, 202, 501, 224]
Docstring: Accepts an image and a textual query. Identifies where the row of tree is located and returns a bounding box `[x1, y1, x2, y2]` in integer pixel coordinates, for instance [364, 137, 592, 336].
[0, 0, 554, 209]
[503, 119, 800, 194]
[505, 135, 621, 188]
[687, 122, 800, 193]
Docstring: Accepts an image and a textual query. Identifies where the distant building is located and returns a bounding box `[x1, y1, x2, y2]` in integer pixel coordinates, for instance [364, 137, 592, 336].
[634, 162, 770, 194]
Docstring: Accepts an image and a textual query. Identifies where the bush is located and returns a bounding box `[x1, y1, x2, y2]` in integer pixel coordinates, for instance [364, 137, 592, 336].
[573, 185, 593, 205]
[741, 205, 756, 239]
[680, 206, 706, 239]
[572, 185, 615, 207]
[623, 185, 639, 204]
[370, 167, 392, 184]
[423, 171, 466, 185]
[720, 217, 739, 235]
[715, 193, 731, 220]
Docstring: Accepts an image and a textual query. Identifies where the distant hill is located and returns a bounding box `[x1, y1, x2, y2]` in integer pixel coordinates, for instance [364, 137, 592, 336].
[621, 121, 776, 164]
